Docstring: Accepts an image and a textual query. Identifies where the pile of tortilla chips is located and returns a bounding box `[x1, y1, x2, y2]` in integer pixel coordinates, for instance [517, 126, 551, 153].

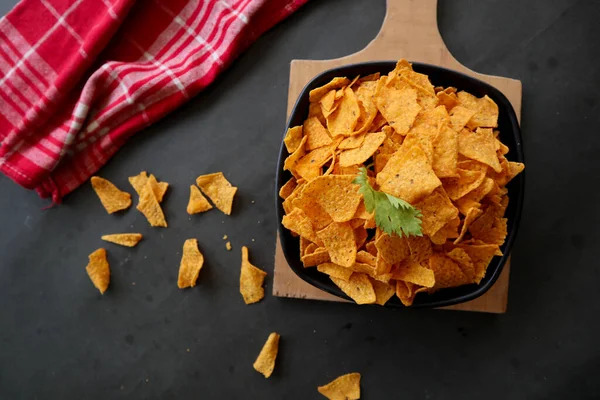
[280, 60, 524, 306]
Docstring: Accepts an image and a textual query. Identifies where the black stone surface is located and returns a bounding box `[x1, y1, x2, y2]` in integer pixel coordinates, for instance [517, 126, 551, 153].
[1, 0, 599, 399]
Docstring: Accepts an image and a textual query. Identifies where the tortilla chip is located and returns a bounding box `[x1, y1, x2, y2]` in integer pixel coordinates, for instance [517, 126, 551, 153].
[318, 262, 354, 281]
[377, 145, 441, 203]
[302, 248, 331, 267]
[292, 195, 333, 231]
[284, 125, 303, 153]
[395, 281, 427, 306]
[469, 205, 508, 245]
[282, 183, 304, 214]
[147, 174, 168, 203]
[437, 90, 458, 111]
[338, 132, 366, 150]
[282, 208, 321, 244]
[309, 77, 350, 102]
[356, 250, 377, 266]
[253, 332, 280, 378]
[446, 248, 475, 282]
[457, 92, 499, 129]
[407, 235, 432, 263]
[414, 188, 459, 237]
[375, 233, 410, 264]
[338, 131, 386, 167]
[318, 372, 361, 400]
[177, 239, 204, 288]
[91, 176, 132, 214]
[442, 168, 486, 200]
[137, 180, 167, 227]
[449, 105, 476, 131]
[86, 248, 110, 294]
[187, 185, 213, 214]
[309, 101, 327, 126]
[428, 253, 469, 289]
[430, 216, 460, 245]
[354, 226, 368, 249]
[370, 279, 396, 306]
[331, 273, 376, 305]
[240, 246, 267, 304]
[458, 128, 502, 172]
[454, 207, 483, 244]
[327, 87, 361, 136]
[296, 146, 334, 180]
[320, 90, 338, 118]
[317, 222, 357, 267]
[278, 178, 297, 200]
[393, 259, 435, 287]
[432, 126, 458, 178]
[101, 233, 142, 247]
[457, 243, 500, 283]
[375, 84, 422, 135]
[454, 177, 494, 215]
[298, 175, 362, 223]
[128, 171, 148, 197]
[284, 136, 307, 177]
[196, 172, 237, 215]
[304, 242, 318, 256]
[304, 117, 333, 150]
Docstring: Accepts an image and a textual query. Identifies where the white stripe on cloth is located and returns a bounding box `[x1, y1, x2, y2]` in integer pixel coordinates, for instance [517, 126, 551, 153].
[40, 0, 88, 59]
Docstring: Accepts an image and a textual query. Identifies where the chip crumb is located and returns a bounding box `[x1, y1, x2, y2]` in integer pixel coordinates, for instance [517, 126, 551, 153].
[226, 241, 232, 251]
[132, 282, 136, 285]
[186, 348, 190, 353]
[223, 235, 228, 240]
[253, 332, 280, 378]
[251, 200, 255, 204]
[252, 238, 255, 242]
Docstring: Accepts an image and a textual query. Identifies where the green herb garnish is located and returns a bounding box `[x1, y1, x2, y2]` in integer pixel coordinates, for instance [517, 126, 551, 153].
[353, 167, 422, 237]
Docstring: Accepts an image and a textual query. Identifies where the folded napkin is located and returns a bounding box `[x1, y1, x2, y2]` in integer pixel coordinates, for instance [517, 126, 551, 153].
[0, 0, 307, 202]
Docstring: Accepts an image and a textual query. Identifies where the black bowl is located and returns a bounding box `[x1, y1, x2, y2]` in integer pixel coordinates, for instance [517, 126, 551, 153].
[275, 61, 525, 308]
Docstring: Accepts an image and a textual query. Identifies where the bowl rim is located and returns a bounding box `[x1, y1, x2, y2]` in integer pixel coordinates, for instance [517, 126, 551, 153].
[275, 60, 525, 308]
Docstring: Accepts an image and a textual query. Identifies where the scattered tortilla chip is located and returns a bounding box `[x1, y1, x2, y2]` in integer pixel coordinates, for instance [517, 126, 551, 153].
[226, 241, 232, 251]
[428, 253, 469, 289]
[86, 248, 110, 294]
[253, 332, 280, 378]
[309, 77, 350, 102]
[177, 239, 204, 288]
[304, 117, 333, 150]
[302, 248, 331, 267]
[91, 176, 132, 214]
[339, 131, 386, 167]
[187, 185, 213, 214]
[458, 128, 502, 172]
[128, 171, 149, 197]
[393, 259, 435, 287]
[240, 246, 267, 304]
[196, 172, 237, 215]
[370, 279, 396, 306]
[101, 233, 142, 247]
[318, 372, 361, 400]
[317, 222, 357, 267]
[327, 87, 361, 136]
[331, 273, 375, 304]
[284, 126, 303, 153]
[147, 174, 168, 203]
[318, 262, 354, 281]
[377, 145, 441, 203]
[137, 180, 167, 227]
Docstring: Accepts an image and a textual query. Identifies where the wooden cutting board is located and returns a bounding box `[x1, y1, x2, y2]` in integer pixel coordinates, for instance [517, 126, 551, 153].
[272, 0, 522, 313]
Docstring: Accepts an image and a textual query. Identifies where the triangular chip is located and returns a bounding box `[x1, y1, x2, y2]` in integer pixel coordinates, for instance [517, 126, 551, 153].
[326, 87, 361, 136]
[392, 258, 435, 287]
[414, 188, 459, 237]
[304, 117, 333, 150]
[457, 92, 499, 129]
[457, 243, 500, 283]
[309, 77, 350, 102]
[101, 233, 142, 247]
[91, 176, 131, 214]
[395, 280, 428, 306]
[339, 131, 386, 167]
[301, 248, 331, 267]
[240, 246, 267, 304]
[128, 171, 149, 197]
[86, 248, 110, 294]
[428, 253, 469, 289]
[375, 232, 410, 264]
[449, 105, 476, 131]
[284, 125, 303, 153]
[187, 185, 213, 214]
[196, 172, 237, 215]
[318, 372, 361, 400]
[446, 248, 476, 282]
[317, 222, 357, 267]
[432, 125, 459, 178]
[370, 279, 396, 306]
[338, 132, 366, 150]
[297, 175, 362, 223]
[279, 177, 298, 200]
[129, 172, 168, 203]
[177, 239, 204, 288]
[296, 145, 334, 180]
[454, 207, 483, 244]
[137, 180, 167, 227]
[282, 208, 322, 245]
[375, 84, 422, 135]
[317, 263, 354, 281]
[330, 273, 375, 305]
[253, 332, 280, 378]
[442, 168, 486, 200]
[458, 128, 502, 172]
[407, 235, 432, 263]
[148, 174, 168, 203]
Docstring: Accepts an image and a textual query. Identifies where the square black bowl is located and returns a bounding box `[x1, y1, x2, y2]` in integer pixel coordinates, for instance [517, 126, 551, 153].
[275, 61, 525, 308]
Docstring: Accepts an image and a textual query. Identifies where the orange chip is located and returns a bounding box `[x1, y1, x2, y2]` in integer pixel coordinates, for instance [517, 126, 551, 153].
[282, 183, 303, 214]
[370, 279, 396, 306]
[354, 226, 368, 249]
[177, 239, 205, 288]
[365, 241, 377, 257]
[137, 180, 167, 227]
[407, 235, 432, 263]
[304, 117, 333, 150]
[457, 92, 499, 129]
[458, 128, 502, 173]
[253, 332, 280, 378]
[377, 145, 441, 204]
[301, 248, 331, 267]
[292, 194, 333, 231]
[320, 90, 338, 118]
[446, 248, 475, 282]
[442, 168, 486, 200]
[86, 248, 110, 294]
[317, 222, 357, 267]
[468, 205, 508, 245]
[147, 174, 168, 203]
[375, 84, 422, 135]
[428, 253, 469, 289]
[91, 176, 132, 214]
[128, 171, 148, 197]
[437, 90, 458, 111]
[187, 185, 213, 214]
[429, 216, 460, 245]
[282, 208, 321, 245]
[295, 145, 334, 180]
[432, 125, 459, 178]
[318, 372, 361, 400]
[395, 281, 427, 306]
[278, 177, 297, 200]
[375, 252, 393, 276]
[505, 161, 525, 184]
[333, 164, 361, 176]
[356, 250, 376, 266]
[457, 243, 500, 283]
[101, 233, 142, 247]
[196, 172, 238, 215]
[283, 136, 307, 177]
[304, 242, 318, 256]
[330, 273, 376, 304]
[339, 131, 386, 167]
[375, 233, 410, 264]
[240, 246, 267, 304]
[309, 77, 350, 102]
[393, 259, 435, 287]
[309, 101, 327, 126]
[352, 83, 379, 135]
[338, 132, 366, 150]
[414, 188, 459, 237]
[326, 87, 361, 136]
[284, 125, 303, 153]
[454, 177, 494, 215]
[449, 105, 476, 131]
[374, 153, 392, 174]
[317, 262, 353, 281]
[454, 207, 483, 244]
[298, 175, 362, 223]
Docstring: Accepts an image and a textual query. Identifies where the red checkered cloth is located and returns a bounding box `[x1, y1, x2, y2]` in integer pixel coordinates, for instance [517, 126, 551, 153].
[0, 0, 307, 203]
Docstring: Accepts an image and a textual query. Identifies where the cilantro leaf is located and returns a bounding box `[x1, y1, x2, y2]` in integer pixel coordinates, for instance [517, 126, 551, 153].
[352, 167, 422, 237]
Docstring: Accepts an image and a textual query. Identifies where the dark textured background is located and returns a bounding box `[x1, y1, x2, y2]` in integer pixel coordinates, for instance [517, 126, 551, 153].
[1, 0, 599, 399]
